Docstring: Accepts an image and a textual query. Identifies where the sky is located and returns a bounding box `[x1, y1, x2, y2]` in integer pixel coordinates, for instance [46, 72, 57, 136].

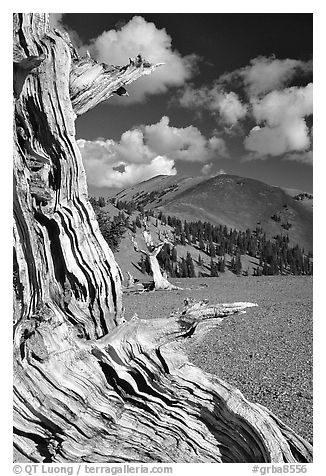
[53, 13, 313, 196]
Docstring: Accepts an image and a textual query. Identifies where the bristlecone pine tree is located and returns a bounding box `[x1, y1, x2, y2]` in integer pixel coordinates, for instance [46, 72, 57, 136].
[13, 13, 313, 463]
[131, 225, 180, 290]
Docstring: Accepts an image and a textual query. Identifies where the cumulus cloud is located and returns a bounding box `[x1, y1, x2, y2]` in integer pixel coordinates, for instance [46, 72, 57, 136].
[82, 16, 199, 103]
[208, 136, 229, 157]
[217, 168, 226, 175]
[250, 83, 313, 124]
[114, 129, 154, 164]
[78, 117, 227, 188]
[244, 83, 313, 158]
[201, 165, 227, 176]
[78, 137, 176, 188]
[177, 55, 312, 135]
[244, 121, 309, 157]
[179, 84, 248, 127]
[212, 91, 248, 126]
[144, 116, 228, 161]
[220, 55, 312, 97]
[201, 163, 213, 175]
[282, 150, 313, 165]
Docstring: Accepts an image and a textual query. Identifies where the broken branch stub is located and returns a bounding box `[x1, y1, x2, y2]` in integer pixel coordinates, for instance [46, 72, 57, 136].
[70, 54, 163, 116]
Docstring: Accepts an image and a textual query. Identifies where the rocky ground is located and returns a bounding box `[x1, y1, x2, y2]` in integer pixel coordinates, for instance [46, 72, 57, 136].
[122, 275, 313, 443]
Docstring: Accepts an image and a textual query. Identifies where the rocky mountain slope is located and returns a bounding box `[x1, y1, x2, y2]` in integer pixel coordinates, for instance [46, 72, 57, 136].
[113, 174, 313, 253]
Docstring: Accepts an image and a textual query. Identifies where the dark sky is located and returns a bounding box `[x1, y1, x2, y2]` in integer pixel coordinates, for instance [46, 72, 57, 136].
[61, 13, 313, 195]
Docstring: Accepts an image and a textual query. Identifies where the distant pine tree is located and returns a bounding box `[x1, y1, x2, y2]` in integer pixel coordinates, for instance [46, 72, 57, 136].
[135, 216, 142, 228]
[131, 221, 137, 234]
[209, 242, 216, 257]
[171, 247, 178, 263]
[94, 207, 126, 252]
[89, 196, 97, 208]
[199, 238, 205, 252]
[218, 257, 225, 272]
[179, 258, 188, 278]
[98, 196, 106, 207]
[139, 255, 147, 274]
[262, 262, 269, 276]
[210, 259, 219, 277]
[233, 254, 242, 275]
[186, 252, 196, 278]
[253, 266, 263, 276]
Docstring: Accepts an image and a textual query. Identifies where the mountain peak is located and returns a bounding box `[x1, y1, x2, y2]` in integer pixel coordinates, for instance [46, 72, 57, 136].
[113, 174, 312, 252]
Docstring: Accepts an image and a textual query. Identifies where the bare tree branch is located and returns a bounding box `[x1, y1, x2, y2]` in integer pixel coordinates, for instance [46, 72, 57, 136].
[70, 55, 164, 116]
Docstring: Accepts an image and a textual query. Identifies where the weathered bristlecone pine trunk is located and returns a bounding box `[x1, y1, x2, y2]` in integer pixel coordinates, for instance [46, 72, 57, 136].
[131, 227, 179, 290]
[13, 13, 313, 463]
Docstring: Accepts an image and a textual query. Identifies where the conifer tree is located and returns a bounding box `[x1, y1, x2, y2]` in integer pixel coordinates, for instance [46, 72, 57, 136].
[199, 238, 205, 252]
[218, 257, 225, 272]
[139, 255, 147, 274]
[186, 252, 196, 278]
[131, 221, 137, 234]
[171, 247, 178, 262]
[209, 242, 216, 257]
[98, 196, 106, 207]
[233, 254, 242, 275]
[179, 258, 188, 278]
[210, 259, 219, 277]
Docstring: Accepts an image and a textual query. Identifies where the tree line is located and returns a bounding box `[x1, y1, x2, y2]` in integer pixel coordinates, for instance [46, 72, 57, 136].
[89, 197, 128, 252]
[92, 197, 313, 277]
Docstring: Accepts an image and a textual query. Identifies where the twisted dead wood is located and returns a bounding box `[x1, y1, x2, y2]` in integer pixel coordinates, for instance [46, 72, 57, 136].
[13, 13, 313, 463]
[131, 226, 179, 291]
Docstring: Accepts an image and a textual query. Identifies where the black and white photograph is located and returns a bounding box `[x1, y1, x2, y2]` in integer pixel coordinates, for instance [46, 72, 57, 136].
[11, 4, 318, 471]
